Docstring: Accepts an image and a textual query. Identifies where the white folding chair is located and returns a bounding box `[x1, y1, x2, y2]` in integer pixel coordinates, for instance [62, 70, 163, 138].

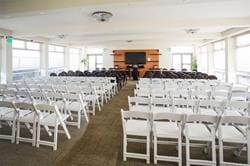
[218, 116, 250, 166]
[35, 103, 71, 151]
[0, 101, 17, 143]
[153, 112, 185, 165]
[134, 89, 150, 98]
[185, 114, 219, 166]
[65, 93, 89, 128]
[190, 90, 211, 100]
[15, 102, 37, 146]
[121, 109, 151, 163]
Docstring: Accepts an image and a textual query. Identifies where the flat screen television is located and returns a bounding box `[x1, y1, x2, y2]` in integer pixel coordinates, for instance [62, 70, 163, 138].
[125, 52, 146, 64]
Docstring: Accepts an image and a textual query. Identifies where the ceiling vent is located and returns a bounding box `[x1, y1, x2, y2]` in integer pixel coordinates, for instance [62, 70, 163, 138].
[92, 11, 113, 22]
[185, 28, 200, 34]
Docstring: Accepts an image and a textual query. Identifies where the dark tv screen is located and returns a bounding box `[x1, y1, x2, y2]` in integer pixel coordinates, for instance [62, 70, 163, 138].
[125, 52, 146, 64]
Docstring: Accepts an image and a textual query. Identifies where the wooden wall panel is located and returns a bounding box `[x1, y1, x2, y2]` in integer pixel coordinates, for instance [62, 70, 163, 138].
[113, 49, 160, 77]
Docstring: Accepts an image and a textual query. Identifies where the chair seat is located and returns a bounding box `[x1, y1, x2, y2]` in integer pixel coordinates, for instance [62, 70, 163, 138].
[175, 108, 193, 114]
[40, 113, 69, 126]
[152, 107, 172, 113]
[218, 126, 246, 143]
[67, 101, 85, 111]
[199, 108, 217, 116]
[231, 96, 247, 101]
[19, 112, 36, 122]
[0, 110, 15, 120]
[0, 108, 14, 116]
[185, 123, 213, 141]
[223, 109, 242, 116]
[126, 120, 150, 136]
[154, 122, 179, 138]
[130, 105, 150, 112]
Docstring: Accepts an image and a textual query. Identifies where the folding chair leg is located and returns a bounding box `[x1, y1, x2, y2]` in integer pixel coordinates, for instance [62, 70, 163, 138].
[83, 106, 89, 123]
[11, 119, 16, 143]
[53, 125, 58, 151]
[248, 135, 250, 164]
[146, 135, 150, 164]
[186, 138, 190, 166]
[178, 137, 182, 166]
[36, 122, 41, 148]
[219, 139, 224, 165]
[154, 135, 157, 164]
[77, 111, 81, 129]
[212, 139, 216, 165]
[32, 120, 36, 146]
[123, 135, 127, 161]
[16, 120, 20, 144]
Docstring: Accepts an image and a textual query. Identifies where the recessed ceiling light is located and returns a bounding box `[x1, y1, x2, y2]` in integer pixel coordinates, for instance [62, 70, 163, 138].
[184, 28, 200, 34]
[92, 11, 113, 22]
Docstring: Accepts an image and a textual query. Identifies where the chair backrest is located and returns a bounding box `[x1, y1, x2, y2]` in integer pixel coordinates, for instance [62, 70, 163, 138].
[121, 109, 150, 120]
[151, 98, 172, 107]
[134, 89, 150, 98]
[220, 115, 250, 126]
[186, 114, 219, 124]
[153, 112, 185, 122]
[128, 96, 151, 108]
[0, 101, 16, 111]
[14, 102, 37, 113]
[173, 99, 197, 108]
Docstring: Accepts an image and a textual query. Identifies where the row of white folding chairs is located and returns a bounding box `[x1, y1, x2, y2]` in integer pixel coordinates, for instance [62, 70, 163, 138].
[128, 96, 250, 116]
[134, 87, 248, 102]
[0, 101, 71, 151]
[0, 84, 103, 114]
[0, 90, 89, 128]
[139, 78, 221, 85]
[121, 109, 250, 166]
[136, 82, 242, 93]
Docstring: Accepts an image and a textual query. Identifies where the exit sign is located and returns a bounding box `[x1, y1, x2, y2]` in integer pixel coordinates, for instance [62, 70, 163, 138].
[6, 36, 13, 43]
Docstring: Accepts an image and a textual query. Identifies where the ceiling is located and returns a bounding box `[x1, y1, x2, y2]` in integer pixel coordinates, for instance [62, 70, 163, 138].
[0, 0, 250, 48]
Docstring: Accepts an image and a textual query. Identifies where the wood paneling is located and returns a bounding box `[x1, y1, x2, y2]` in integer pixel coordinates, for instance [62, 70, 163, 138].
[113, 49, 160, 77]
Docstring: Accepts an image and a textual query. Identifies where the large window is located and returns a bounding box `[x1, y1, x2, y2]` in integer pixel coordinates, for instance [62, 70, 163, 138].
[69, 48, 81, 71]
[172, 47, 192, 71]
[12, 39, 41, 80]
[235, 33, 250, 85]
[213, 40, 225, 81]
[198, 46, 208, 72]
[87, 48, 103, 71]
[48, 45, 65, 73]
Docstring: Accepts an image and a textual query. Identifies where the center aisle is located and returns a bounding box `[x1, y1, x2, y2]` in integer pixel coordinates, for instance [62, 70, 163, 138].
[56, 81, 136, 166]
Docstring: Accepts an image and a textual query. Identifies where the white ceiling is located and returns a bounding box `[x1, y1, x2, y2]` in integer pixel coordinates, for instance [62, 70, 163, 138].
[0, 0, 250, 47]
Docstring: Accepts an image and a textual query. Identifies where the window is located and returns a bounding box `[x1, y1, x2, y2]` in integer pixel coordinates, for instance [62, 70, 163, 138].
[48, 45, 65, 73]
[87, 48, 103, 71]
[198, 46, 208, 72]
[172, 47, 192, 71]
[235, 33, 250, 85]
[12, 39, 41, 80]
[69, 48, 81, 71]
[213, 40, 225, 81]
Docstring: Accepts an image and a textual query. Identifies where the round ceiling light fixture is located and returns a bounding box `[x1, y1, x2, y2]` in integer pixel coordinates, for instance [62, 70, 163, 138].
[92, 11, 113, 22]
[185, 28, 200, 34]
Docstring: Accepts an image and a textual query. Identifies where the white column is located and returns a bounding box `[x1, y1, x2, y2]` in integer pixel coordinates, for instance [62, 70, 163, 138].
[159, 48, 172, 69]
[0, 37, 12, 83]
[64, 46, 70, 71]
[225, 39, 229, 82]
[227, 37, 236, 83]
[207, 44, 214, 75]
[103, 48, 114, 69]
[40, 42, 48, 76]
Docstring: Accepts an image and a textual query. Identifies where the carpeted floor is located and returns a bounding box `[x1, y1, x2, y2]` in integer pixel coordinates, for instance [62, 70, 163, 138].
[0, 81, 248, 166]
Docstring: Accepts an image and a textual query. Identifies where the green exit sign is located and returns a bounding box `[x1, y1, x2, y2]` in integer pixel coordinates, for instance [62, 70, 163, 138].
[6, 36, 13, 43]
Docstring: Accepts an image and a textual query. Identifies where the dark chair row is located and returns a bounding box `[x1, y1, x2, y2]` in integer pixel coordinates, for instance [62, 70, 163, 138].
[143, 70, 217, 80]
